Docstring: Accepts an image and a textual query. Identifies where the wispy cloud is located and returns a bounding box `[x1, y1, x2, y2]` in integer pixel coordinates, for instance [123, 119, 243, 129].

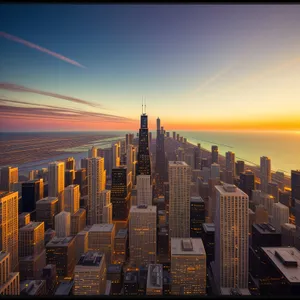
[0, 31, 86, 69]
[0, 82, 103, 108]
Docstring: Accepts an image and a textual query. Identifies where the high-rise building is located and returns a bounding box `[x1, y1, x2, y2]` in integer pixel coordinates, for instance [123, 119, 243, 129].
[0, 166, 18, 192]
[190, 196, 205, 237]
[0, 252, 20, 295]
[71, 208, 86, 235]
[88, 224, 116, 267]
[107, 264, 123, 295]
[20, 279, 47, 296]
[64, 184, 80, 214]
[74, 168, 87, 196]
[81, 158, 89, 170]
[172, 132, 176, 140]
[202, 223, 215, 265]
[19, 212, 30, 228]
[75, 230, 89, 262]
[136, 175, 152, 206]
[239, 170, 255, 198]
[48, 161, 65, 212]
[211, 163, 220, 180]
[124, 271, 138, 296]
[88, 146, 97, 158]
[21, 179, 44, 217]
[46, 236, 76, 279]
[0, 191, 19, 271]
[87, 157, 106, 225]
[74, 251, 107, 295]
[64, 170, 75, 187]
[157, 226, 169, 264]
[36, 197, 58, 230]
[171, 238, 206, 295]
[226, 151, 236, 177]
[146, 264, 163, 295]
[194, 145, 201, 170]
[168, 161, 191, 239]
[112, 142, 121, 169]
[137, 108, 151, 176]
[236, 160, 245, 177]
[129, 205, 157, 267]
[113, 228, 128, 265]
[260, 156, 271, 193]
[55, 211, 71, 238]
[65, 157, 75, 171]
[291, 170, 300, 208]
[211, 146, 218, 164]
[279, 190, 291, 207]
[126, 133, 134, 148]
[215, 184, 249, 289]
[201, 158, 208, 170]
[98, 148, 113, 179]
[42, 264, 57, 296]
[272, 203, 289, 232]
[255, 204, 269, 224]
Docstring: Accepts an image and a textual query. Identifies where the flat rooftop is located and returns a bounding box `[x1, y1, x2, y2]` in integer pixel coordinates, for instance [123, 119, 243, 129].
[77, 251, 103, 267]
[171, 238, 206, 256]
[46, 236, 74, 247]
[203, 223, 215, 233]
[190, 196, 204, 203]
[72, 208, 85, 217]
[130, 205, 156, 213]
[215, 184, 247, 197]
[261, 247, 300, 283]
[124, 271, 138, 283]
[147, 264, 163, 289]
[19, 212, 30, 217]
[107, 264, 122, 274]
[20, 280, 45, 295]
[115, 228, 128, 239]
[55, 281, 74, 295]
[89, 223, 114, 233]
[37, 197, 58, 204]
[254, 223, 279, 234]
[0, 252, 9, 261]
[168, 161, 188, 167]
[20, 222, 43, 231]
[220, 287, 251, 296]
[65, 184, 79, 190]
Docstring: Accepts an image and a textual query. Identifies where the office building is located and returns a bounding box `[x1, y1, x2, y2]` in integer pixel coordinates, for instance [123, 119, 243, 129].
[190, 196, 205, 237]
[215, 184, 249, 289]
[279, 190, 291, 207]
[98, 147, 113, 179]
[20, 280, 47, 296]
[194, 145, 201, 170]
[157, 226, 169, 264]
[211, 163, 220, 180]
[88, 146, 97, 158]
[65, 157, 75, 171]
[0, 252, 20, 295]
[272, 203, 289, 232]
[126, 133, 134, 148]
[137, 108, 151, 176]
[74, 168, 87, 196]
[171, 238, 206, 295]
[146, 264, 163, 295]
[0, 166, 18, 192]
[281, 223, 297, 246]
[55, 211, 71, 238]
[201, 158, 208, 169]
[74, 251, 107, 295]
[44, 229, 56, 246]
[42, 264, 57, 295]
[54, 280, 74, 296]
[260, 156, 271, 193]
[268, 182, 279, 202]
[225, 151, 235, 177]
[64, 184, 80, 214]
[113, 228, 128, 264]
[255, 204, 269, 223]
[239, 170, 255, 198]
[28, 170, 38, 181]
[36, 197, 58, 230]
[48, 161, 65, 212]
[75, 230, 89, 262]
[129, 205, 157, 267]
[124, 271, 138, 296]
[169, 161, 191, 239]
[19, 212, 30, 228]
[46, 236, 76, 278]
[202, 223, 215, 265]
[64, 170, 75, 187]
[275, 171, 285, 190]
[81, 158, 89, 170]
[236, 160, 245, 177]
[211, 146, 218, 164]
[87, 157, 105, 225]
[71, 208, 86, 235]
[21, 179, 44, 217]
[112, 142, 121, 169]
[107, 264, 123, 295]
[0, 191, 19, 271]
[88, 224, 116, 266]
[136, 175, 152, 206]
[292, 170, 300, 216]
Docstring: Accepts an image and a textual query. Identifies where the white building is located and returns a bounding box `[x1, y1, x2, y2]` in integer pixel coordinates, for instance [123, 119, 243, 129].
[168, 161, 191, 239]
[215, 184, 249, 289]
[64, 184, 80, 214]
[129, 205, 157, 267]
[55, 211, 71, 238]
[136, 175, 152, 206]
[48, 161, 65, 212]
[171, 238, 206, 295]
[272, 203, 289, 233]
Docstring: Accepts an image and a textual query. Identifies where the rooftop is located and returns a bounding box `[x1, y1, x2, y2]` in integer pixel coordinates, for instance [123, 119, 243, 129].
[19, 212, 30, 218]
[107, 264, 122, 274]
[215, 184, 248, 197]
[0, 252, 9, 261]
[77, 251, 103, 267]
[203, 223, 215, 233]
[37, 197, 58, 204]
[171, 238, 206, 256]
[147, 264, 163, 289]
[130, 205, 156, 213]
[261, 247, 300, 283]
[169, 161, 188, 167]
[54, 281, 74, 296]
[20, 280, 45, 295]
[254, 223, 279, 234]
[65, 184, 79, 190]
[124, 271, 138, 283]
[72, 208, 86, 217]
[89, 223, 114, 233]
[115, 228, 128, 239]
[190, 196, 204, 203]
[20, 222, 43, 231]
[220, 287, 251, 296]
[46, 236, 74, 247]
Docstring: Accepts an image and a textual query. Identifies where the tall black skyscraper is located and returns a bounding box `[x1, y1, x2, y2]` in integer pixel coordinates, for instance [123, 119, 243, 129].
[137, 104, 151, 176]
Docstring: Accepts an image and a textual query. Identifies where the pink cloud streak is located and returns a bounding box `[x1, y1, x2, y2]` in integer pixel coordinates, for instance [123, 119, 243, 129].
[0, 31, 86, 69]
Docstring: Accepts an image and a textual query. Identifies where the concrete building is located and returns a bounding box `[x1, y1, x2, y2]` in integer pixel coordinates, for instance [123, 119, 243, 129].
[112, 142, 121, 169]
[215, 184, 249, 289]
[168, 161, 191, 239]
[0, 191, 19, 271]
[146, 264, 163, 295]
[88, 224, 115, 267]
[226, 151, 236, 178]
[210, 163, 220, 180]
[260, 156, 271, 193]
[18, 212, 30, 228]
[211, 146, 218, 164]
[239, 170, 255, 198]
[202, 223, 215, 265]
[95, 190, 112, 224]
[190, 196, 205, 237]
[36, 197, 58, 230]
[129, 205, 157, 267]
[281, 223, 297, 246]
[64, 184, 80, 214]
[71, 208, 86, 235]
[136, 175, 152, 206]
[75, 230, 89, 262]
[272, 203, 289, 232]
[236, 160, 245, 177]
[55, 211, 71, 238]
[0, 166, 18, 192]
[171, 238, 206, 295]
[88, 146, 97, 158]
[20, 280, 47, 296]
[107, 264, 123, 295]
[74, 251, 107, 295]
[48, 161, 65, 212]
[255, 204, 269, 224]
[113, 228, 128, 264]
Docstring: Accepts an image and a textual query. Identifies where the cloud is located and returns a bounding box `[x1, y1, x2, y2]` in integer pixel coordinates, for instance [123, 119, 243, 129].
[0, 31, 86, 68]
[0, 82, 103, 108]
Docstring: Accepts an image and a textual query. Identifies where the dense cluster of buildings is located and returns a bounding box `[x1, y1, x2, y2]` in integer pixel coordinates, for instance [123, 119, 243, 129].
[0, 108, 300, 296]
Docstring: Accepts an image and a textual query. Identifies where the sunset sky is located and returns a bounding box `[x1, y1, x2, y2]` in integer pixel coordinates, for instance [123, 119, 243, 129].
[1, 4, 300, 131]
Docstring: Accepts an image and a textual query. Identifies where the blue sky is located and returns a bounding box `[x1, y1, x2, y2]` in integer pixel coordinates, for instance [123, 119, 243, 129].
[1, 4, 300, 131]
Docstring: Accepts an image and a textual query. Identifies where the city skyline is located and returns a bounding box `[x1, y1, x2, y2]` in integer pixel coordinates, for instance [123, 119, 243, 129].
[1, 5, 300, 132]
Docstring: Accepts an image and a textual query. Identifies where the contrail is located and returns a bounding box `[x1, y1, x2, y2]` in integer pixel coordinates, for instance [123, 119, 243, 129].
[0, 31, 86, 69]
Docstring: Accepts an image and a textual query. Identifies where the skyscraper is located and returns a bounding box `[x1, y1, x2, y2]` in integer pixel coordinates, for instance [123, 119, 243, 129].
[88, 146, 97, 158]
[260, 156, 271, 193]
[0, 166, 18, 192]
[126, 133, 134, 148]
[236, 160, 245, 177]
[211, 146, 219, 164]
[65, 157, 75, 171]
[64, 184, 80, 214]
[55, 211, 71, 238]
[137, 107, 151, 176]
[64, 169, 75, 187]
[36, 197, 58, 230]
[168, 161, 191, 239]
[0, 191, 19, 271]
[214, 184, 249, 289]
[95, 190, 113, 224]
[211, 163, 220, 180]
[155, 117, 166, 191]
[48, 161, 65, 212]
[136, 175, 152, 206]
[225, 151, 236, 177]
[272, 203, 289, 232]
[87, 157, 106, 225]
[194, 145, 201, 170]
[291, 170, 300, 208]
[239, 170, 255, 198]
[98, 148, 113, 179]
[129, 205, 157, 267]
[190, 196, 205, 237]
[112, 142, 121, 169]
